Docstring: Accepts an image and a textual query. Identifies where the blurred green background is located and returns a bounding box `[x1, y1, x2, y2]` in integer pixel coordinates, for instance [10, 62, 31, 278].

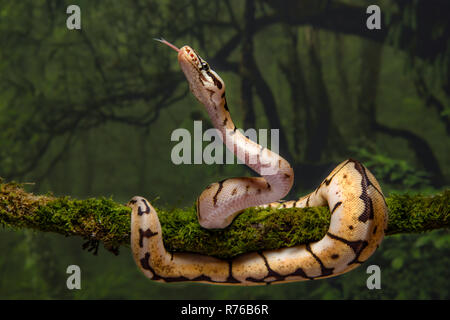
[0, 0, 449, 299]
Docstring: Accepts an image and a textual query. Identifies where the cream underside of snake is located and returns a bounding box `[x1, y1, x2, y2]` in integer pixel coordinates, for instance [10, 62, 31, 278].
[128, 41, 388, 285]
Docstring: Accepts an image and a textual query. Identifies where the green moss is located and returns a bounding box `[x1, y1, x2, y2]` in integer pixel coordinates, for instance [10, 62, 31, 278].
[0, 181, 131, 254]
[158, 205, 330, 259]
[1, 180, 449, 258]
[34, 197, 131, 254]
[385, 190, 450, 235]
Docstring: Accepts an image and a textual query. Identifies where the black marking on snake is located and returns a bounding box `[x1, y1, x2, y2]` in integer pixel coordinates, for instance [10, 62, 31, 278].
[323, 159, 351, 186]
[129, 199, 137, 204]
[331, 201, 342, 214]
[206, 88, 216, 105]
[373, 226, 378, 235]
[331, 254, 339, 259]
[165, 274, 200, 283]
[221, 92, 225, 98]
[140, 252, 161, 281]
[140, 253, 152, 271]
[198, 73, 206, 85]
[213, 179, 226, 207]
[293, 200, 298, 207]
[206, 70, 223, 89]
[188, 274, 217, 283]
[352, 158, 386, 205]
[226, 261, 240, 283]
[306, 195, 310, 207]
[327, 232, 368, 265]
[306, 244, 334, 277]
[137, 199, 151, 216]
[349, 160, 374, 223]
[361, 193, 375, 222]
[290, 267, 315, 280]
[245, 251, 326, 283]
[246, 252, 286, 283]
[138, 228, 158, 247]
[193, 50, 202, 63]
[223, 117, 228, 126]
[360, 165, 385, 204]
[223, 99, 230, 112]
[140, 252, 221, 283]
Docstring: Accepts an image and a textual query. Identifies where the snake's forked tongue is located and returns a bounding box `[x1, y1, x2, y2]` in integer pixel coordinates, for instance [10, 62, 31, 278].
[154, 38, 180, 53]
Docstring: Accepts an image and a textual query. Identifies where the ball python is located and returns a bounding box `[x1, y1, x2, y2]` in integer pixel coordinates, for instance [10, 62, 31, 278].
[128, 39, 388, 285]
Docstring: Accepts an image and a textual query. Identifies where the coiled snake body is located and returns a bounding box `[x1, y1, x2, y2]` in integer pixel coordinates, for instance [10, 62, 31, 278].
[128, 40, 388, 285]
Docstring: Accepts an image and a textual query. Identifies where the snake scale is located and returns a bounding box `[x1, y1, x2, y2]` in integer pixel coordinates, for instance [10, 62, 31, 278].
[128, 39, 388, 285]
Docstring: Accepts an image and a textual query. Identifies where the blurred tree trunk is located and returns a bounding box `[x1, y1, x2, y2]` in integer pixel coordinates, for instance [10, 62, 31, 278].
[137, 130, 149, 192]
[82, 131, 94, 197]
[303, 27, 335, 162]
[279, 27, 345, 191]
[241, 47, 294, 164]
[240, 0, 256, 130]
[357, 40, 445, 187]
[333, 33, 352, 108]
[356, 40, 383, 139]
[413, 69, 450, 135]
[279, 27, 309, 161]
[374, 123, 445, 186]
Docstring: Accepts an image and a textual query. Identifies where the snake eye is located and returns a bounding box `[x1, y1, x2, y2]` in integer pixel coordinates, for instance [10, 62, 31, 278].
[200, 61, 209, 71]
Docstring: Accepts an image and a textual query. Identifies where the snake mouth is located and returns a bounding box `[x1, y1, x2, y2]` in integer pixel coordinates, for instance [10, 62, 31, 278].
[178, 45, 205, 71]
[155, 38, 205, 75]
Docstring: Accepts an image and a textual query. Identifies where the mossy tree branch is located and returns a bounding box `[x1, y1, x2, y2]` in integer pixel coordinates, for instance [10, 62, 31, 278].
[0, 179, 448, 258]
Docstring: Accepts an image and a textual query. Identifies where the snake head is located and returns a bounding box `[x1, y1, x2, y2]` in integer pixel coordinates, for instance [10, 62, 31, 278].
[154, 39, 225, 108]
[127, 196, 152, 216]
[178, 45, 225, 107]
